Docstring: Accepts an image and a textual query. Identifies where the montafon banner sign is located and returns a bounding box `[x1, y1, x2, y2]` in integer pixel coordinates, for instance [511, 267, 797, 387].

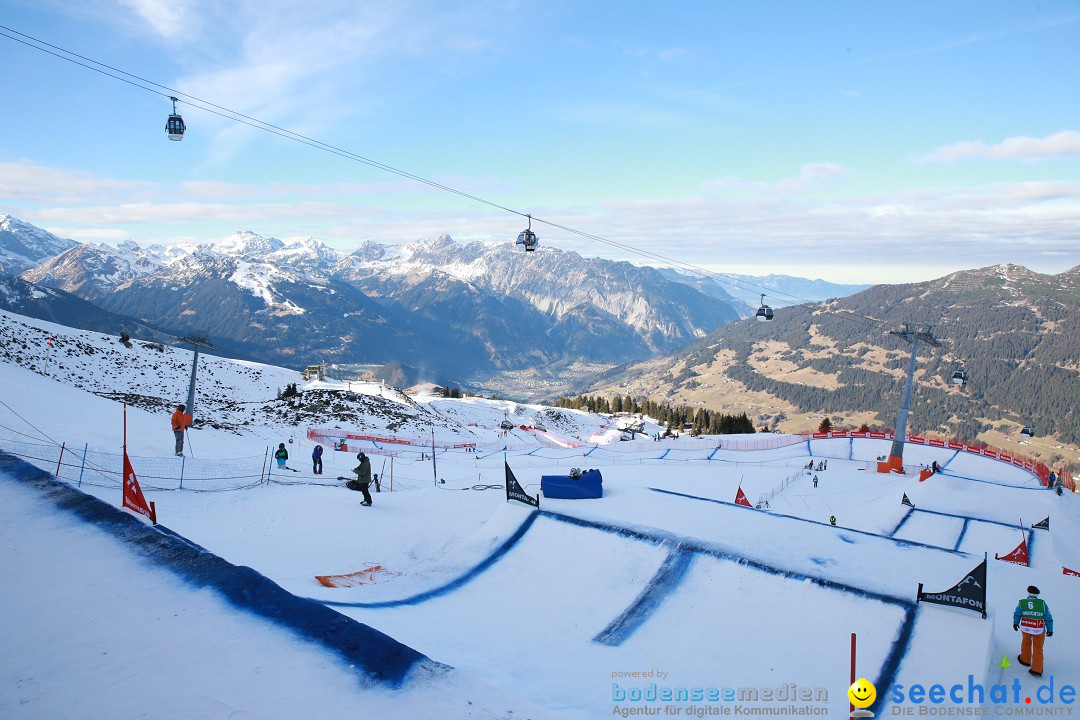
[505, 462, 539, 508]
[917, 558, 987, 619]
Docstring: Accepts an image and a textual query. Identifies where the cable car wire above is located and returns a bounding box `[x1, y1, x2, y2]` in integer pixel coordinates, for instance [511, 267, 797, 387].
[0, 22, 891, 333]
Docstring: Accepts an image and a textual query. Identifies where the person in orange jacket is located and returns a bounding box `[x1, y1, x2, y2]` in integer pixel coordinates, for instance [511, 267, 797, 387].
[171, 404, 192, 457]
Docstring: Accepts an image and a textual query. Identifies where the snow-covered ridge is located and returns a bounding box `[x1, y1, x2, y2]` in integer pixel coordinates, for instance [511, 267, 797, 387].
[0, 214, 80, 275]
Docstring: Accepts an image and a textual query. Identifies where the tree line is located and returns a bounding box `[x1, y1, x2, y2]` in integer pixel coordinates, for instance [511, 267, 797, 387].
[555, 394, 756, 435]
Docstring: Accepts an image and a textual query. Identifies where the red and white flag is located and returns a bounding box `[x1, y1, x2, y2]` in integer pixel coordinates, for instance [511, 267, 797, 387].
[122, 450, 156, 523]
[734, 485, 754, 508]
[995, 539, 1029, 567]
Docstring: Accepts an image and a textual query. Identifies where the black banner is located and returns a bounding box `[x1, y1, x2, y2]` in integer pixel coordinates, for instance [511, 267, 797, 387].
[901, 493, 915, 508]
[917, 558, 987, 618]
[505, 463, 539, 508]
[1033, 516, 1049, 531]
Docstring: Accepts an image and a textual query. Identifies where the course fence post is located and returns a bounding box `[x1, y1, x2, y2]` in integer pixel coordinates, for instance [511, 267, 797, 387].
[77, 443, 88, 487]
[55, 442, 66, 477]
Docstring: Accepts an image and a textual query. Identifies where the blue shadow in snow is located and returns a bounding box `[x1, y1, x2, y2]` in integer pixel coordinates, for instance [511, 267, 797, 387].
[650, 487, 969, 556]
[592, 545, 694, 646]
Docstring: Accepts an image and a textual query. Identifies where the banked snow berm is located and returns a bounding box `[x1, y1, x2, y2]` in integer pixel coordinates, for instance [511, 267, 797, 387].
[0, 450, 442, 688]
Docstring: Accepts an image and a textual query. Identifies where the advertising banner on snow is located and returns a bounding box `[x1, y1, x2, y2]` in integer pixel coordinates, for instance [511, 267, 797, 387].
[917, 557, 987, 618]
[122, 450, 156, 523]
[996, 539, 1029, 567]
[505, 463, 539, 508]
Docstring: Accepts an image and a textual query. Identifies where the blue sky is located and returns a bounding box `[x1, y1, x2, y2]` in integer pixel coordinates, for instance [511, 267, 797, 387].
[1, 0, 1079, 283]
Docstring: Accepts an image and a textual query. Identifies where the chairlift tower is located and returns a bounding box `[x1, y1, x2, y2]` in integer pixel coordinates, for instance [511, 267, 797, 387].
[884, 324, 941, 472]
[179, 335, 215, 421]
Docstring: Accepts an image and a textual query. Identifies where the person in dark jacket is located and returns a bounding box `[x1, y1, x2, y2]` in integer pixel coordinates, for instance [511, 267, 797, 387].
[352, 451, 373, 506]
[274, 443, 289, 469]
[312, 444, 323, 475]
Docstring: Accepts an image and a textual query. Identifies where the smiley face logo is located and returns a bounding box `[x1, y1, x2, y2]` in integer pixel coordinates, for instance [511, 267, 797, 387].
[848, 678, 876, 709]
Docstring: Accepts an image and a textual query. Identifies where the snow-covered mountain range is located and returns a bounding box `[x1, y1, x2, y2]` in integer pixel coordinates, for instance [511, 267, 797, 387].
[6, 216, 741, 382]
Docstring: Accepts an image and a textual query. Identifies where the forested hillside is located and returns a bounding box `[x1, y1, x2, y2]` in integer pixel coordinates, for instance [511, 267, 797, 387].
[590, 264, 1080, 457]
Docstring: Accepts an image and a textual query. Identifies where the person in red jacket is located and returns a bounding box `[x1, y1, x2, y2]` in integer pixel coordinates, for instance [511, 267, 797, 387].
[171, 404, 191, 457]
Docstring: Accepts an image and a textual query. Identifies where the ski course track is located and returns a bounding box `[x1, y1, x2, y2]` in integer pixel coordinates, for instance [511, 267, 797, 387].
[889, 506, 1038, 558]
[313, 501, 936, 716]
[0, 450, 437, 688]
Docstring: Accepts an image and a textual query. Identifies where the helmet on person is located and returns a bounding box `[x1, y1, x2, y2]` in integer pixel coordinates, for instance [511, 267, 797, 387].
[279, 443, 285, 449]
[356, 452, 365, 459]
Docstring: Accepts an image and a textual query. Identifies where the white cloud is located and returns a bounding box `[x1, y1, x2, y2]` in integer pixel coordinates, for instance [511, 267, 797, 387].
[10, 159, 1080, 284]
[0, 161, 152, 204]
[702, 163, 852, 194]
[117, 0, 197, 40]
[916, 131, 1080, 164]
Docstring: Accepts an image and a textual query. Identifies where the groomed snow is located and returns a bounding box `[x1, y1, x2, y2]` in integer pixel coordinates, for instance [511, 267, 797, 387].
[1, 311, 1077, 719]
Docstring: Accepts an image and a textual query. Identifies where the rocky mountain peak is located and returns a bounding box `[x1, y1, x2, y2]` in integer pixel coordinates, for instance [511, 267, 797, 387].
[208, 230, 285, 258]
[0, 214, 80, 275]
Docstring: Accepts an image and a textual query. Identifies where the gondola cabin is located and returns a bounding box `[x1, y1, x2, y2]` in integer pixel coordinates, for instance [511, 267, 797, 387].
[951, 369, 967, 385]
[515, 214, 539, 252]
[755, 294, 774, 322]
[166, 96, 186, 141]
[1020, 426, 1035, 439]
[516, 229, 538, 252]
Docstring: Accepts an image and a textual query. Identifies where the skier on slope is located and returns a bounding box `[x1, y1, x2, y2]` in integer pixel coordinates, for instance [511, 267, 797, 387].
[274, 442, 289, 469]
[352, 451, 373, 506]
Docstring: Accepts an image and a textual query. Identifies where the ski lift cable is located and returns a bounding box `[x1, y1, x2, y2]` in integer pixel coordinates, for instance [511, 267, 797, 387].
[0, 25, 887, 330]
[0, 24, 877, 323]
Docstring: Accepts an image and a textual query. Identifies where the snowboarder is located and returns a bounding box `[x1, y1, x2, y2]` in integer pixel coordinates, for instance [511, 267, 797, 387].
[813, 475, 818, 488]
[1048, 471, 1057, 491]
[274, 442, 289, 469]
[352, 451, 373, 506]
[829, 515, 836, 526]
[1055, 474, 1064, 496]
[171, 404, 191, 457]
[931, 460, 941, 474]
[1014, 585, 1054, 677]
[312, 444, 323, 475]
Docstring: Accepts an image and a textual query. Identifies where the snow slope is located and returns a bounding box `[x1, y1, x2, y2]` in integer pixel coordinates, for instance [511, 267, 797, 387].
[1, 310, 1078, 719]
